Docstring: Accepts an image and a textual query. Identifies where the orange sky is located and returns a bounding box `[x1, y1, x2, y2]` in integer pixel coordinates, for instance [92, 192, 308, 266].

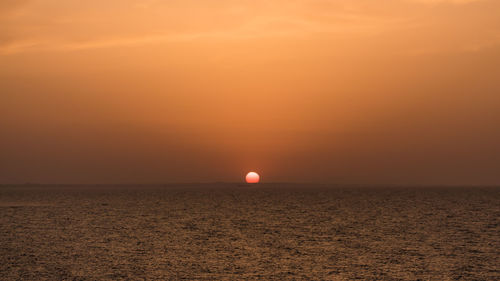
[1, 0, 500, 184]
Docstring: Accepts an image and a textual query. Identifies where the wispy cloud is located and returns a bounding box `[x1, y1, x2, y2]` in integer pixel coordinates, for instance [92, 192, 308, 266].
[407, 0, 484, 5]
[0, 10, 412, 55]
[408, 0, 483, 4]
[0, 0, 498, 56]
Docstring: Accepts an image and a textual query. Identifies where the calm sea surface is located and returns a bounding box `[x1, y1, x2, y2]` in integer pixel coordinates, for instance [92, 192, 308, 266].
[1, 184, 499, 280]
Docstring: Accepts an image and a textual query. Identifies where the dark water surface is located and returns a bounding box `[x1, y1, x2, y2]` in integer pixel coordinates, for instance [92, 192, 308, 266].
[1, 184, 499, 280]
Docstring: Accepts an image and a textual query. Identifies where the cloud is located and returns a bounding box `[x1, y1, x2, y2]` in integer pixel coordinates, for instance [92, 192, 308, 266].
[0, 0, 498, 56]
[0, 4, 412, 55]
[408, 0, 483, 4]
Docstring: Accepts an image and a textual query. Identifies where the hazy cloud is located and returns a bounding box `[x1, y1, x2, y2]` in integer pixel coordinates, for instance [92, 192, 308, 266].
[1, 0, 499, 55]
[408, 0, 483, 4]
[0, 1, 416, 55]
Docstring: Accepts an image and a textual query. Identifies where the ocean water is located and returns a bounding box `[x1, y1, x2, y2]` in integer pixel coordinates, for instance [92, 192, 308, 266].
[1, 184, 499, 280]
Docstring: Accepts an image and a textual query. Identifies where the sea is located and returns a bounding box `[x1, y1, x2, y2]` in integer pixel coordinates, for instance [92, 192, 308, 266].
[1, 184, 499, 280]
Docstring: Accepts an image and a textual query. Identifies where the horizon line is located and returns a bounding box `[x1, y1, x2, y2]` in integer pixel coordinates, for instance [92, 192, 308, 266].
[1, 182, 499, 188]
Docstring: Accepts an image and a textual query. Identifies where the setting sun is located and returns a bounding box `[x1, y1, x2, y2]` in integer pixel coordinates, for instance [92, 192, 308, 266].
[245, 172, 260, 183]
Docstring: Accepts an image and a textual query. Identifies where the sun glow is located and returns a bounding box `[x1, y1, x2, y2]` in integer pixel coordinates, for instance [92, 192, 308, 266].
[245, 172, 260, 183]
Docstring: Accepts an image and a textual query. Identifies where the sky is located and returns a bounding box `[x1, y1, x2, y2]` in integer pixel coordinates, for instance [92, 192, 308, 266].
[1, 0, 500, 184]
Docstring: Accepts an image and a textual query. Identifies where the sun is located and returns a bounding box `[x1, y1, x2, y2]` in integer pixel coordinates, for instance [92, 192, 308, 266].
[245, 172, 260, 183]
